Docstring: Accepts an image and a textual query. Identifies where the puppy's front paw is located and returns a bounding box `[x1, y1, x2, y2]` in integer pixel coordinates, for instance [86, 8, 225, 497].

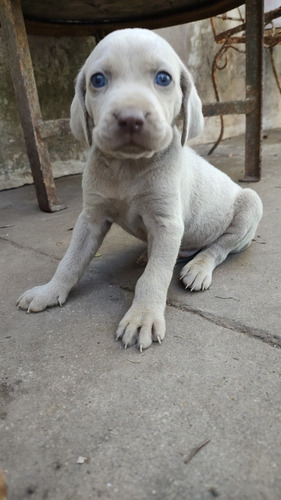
[180, 258, 212, 291]
[116, 305, 166, 352]
[17, 281, 68, 313]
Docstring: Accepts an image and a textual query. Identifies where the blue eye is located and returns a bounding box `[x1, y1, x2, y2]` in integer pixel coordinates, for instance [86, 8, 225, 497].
[91, 73, 107, 88]
[155, 71, 172, 87]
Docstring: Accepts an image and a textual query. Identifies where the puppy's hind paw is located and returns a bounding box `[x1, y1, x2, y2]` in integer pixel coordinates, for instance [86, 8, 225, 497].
[136, 249, 148, 267]
[180, 259, 213, 291]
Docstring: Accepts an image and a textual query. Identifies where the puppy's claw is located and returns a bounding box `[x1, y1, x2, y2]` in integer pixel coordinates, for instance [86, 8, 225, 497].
[115, 329, 123, 341]
[139, 344, 143, 353]
[157, 335, 162, 345]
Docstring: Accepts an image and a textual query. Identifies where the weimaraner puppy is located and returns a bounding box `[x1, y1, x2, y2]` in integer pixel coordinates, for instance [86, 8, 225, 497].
[17, 28, 263, 351]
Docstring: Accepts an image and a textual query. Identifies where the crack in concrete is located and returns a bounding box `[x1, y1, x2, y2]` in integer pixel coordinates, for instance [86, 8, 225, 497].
[167, 299, 281, 349]
[111, 281, 281, 350]
[0, 236, 60, 262]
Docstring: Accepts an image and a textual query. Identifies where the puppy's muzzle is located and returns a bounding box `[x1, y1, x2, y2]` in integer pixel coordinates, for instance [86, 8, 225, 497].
[93, 95, 173, 158]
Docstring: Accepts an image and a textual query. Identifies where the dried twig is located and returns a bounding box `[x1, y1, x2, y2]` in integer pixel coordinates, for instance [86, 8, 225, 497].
[184, 439, 211, 465]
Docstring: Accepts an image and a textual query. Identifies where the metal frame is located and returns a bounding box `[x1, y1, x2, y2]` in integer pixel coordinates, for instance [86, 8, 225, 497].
[0, 0, 264, 211]
[209, 6, 281, 161]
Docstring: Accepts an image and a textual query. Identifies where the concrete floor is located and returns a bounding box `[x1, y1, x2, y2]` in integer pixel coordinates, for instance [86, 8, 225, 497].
[1, 130, 281, 500]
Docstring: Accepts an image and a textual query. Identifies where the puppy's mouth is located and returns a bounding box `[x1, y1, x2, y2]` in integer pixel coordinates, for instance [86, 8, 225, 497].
[94, 132, 157, 158]
[110, 139, 155, 159]
[93, 111, 173, 159]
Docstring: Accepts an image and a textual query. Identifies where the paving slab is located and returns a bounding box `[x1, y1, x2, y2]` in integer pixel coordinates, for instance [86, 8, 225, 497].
[0, 130, 281, 500]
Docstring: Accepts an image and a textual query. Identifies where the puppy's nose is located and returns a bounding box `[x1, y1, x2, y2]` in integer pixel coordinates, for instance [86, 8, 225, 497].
[116, 109, 145, 133]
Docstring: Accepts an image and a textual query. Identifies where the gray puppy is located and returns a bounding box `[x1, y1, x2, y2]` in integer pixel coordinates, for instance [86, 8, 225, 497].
[18, 29, 263, 351]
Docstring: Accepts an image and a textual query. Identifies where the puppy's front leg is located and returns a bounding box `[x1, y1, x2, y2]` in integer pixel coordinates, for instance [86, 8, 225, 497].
[116, 217, 184, 351]
[17, 212, 111, 312]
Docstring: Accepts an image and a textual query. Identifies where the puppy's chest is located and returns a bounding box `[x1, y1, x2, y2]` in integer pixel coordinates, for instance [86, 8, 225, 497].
[87, 159, 153, 239]
[87, 176, 146, 237]
[104, 193, 146, 239]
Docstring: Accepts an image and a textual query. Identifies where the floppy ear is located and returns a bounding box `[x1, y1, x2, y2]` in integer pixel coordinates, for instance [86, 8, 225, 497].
[70, 68, 94, 147]
[180, 66, 204, 145]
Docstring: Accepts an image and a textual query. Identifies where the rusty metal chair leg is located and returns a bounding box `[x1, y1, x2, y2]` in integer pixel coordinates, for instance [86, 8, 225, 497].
[243, 0, 264, 181]
[0, 0, 66, 212]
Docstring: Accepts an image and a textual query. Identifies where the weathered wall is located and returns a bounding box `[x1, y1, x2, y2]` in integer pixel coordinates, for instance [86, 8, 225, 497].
[0, 35, 95, 189]
[0, 18, 280, 189]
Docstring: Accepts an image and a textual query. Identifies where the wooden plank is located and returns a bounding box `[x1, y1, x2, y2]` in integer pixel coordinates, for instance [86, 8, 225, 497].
[0, 0, 66, 211]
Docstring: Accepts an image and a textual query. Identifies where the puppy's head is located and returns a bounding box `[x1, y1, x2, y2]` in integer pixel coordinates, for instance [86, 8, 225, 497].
[70, 29, 204, 158]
